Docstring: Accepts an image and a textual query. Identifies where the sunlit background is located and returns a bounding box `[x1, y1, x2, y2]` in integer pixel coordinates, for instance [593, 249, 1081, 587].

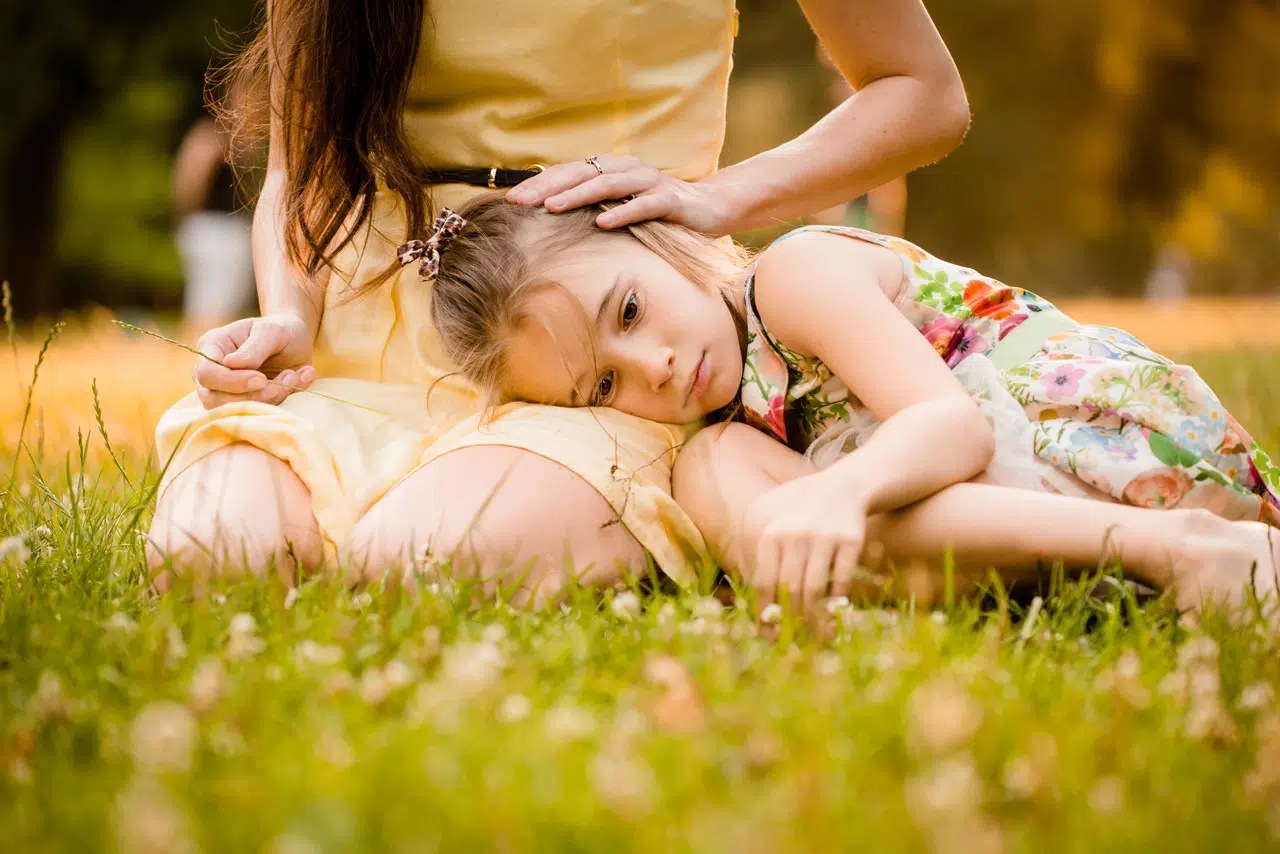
[3, 0, 1279, 455]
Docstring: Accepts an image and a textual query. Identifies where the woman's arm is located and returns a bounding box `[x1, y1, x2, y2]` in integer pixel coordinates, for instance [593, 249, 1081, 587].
[191, 68, 324, 409]
[510, 0, 968, 235]
[751, 231, 995, 516]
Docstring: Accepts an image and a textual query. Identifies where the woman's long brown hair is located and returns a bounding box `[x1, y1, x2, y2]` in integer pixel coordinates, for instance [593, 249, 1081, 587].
[214, 0, 429, 290]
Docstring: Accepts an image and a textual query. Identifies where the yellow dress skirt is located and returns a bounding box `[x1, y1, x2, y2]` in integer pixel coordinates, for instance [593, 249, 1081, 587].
[156, 0, 741, 586]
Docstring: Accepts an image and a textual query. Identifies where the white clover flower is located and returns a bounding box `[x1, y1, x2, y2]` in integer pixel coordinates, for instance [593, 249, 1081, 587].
[295, 640, 344, 668]
[34, 670, 68, 721]
[114, 775, 197, 854]
[438, 641, 506, 695]
[0, 535, 31, 567]
[814, 651, 842, 677]
[351, 592, 374, 610]
[496, 693, 533, 724]
[225, 613, 264, 660]
[905, 753, 983, 817]
[1239, 681, 1275, 713]
[692, 597, 724, 620]
[825, 596, 851, 616]
[905, 677, 984, 755]
[611, 591, 642, 620]
[481, 623, 508, 645]
[106, 612, 138, 634]
[545, 702, 597, 742]
[1088, 776, 1124, 815]
[165, 626, 188, 666]
[591, 750, 657, 816]
[129, 701, 198, 774]
[188, 659, 226, 715]
[760, 603, 783, 625]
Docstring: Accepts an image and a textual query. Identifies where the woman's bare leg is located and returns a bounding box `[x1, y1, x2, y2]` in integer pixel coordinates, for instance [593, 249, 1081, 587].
[675, 424, 1279, 618]
[146, 443, 324, 592]
[346, 446, 646, 606]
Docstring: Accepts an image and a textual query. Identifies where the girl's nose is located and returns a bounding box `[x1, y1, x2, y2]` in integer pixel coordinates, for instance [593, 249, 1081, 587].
[640, 347, 675, 392]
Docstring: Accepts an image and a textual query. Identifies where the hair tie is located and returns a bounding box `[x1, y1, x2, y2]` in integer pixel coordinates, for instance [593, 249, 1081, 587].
[397, 208, 467, 280]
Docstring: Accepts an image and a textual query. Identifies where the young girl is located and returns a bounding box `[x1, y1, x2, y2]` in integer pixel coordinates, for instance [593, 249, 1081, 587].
[421, 193, 1280, 620]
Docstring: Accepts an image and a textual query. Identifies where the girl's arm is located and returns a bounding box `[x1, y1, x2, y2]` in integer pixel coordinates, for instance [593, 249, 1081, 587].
[510, 0, 968, 235]
[752, 231, 995, 515]
[739, 231, 994, 616]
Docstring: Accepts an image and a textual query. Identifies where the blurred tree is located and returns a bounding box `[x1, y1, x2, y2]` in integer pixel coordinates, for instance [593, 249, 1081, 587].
[0, 0, 253, 317]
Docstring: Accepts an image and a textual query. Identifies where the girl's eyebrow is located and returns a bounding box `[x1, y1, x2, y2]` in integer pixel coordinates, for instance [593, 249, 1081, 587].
[594, 273, 622, 331]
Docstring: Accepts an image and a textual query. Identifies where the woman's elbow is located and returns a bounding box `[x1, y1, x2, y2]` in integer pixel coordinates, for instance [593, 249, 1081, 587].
[921, 72, 971, 161]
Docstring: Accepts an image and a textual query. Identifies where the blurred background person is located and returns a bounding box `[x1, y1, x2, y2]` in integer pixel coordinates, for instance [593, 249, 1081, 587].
[170, 115, 254, 331]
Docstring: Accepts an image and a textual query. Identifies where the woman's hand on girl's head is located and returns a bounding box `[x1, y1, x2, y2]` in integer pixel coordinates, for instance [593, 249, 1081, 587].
[743, 469, 870, 621]
[506, 154, 730, 235]
[193, 314, 316, 410]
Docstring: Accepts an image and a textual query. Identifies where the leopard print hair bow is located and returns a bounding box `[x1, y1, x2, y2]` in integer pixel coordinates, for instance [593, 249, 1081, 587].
[397, 209, 467, 280]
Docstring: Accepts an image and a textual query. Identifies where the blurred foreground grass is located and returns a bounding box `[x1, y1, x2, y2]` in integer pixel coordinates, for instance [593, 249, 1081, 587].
[2, 302, 1280, 852]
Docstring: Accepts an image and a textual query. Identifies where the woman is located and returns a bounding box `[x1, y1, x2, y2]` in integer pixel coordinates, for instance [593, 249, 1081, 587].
[147, 0, 970, 602]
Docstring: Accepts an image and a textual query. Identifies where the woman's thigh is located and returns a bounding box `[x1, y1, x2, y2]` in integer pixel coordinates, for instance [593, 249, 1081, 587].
[147, 443, 324, 590]
[347, 445, 646, 605]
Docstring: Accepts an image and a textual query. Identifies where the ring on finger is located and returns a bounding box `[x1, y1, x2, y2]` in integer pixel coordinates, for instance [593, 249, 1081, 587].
[585, 155, 605, 176]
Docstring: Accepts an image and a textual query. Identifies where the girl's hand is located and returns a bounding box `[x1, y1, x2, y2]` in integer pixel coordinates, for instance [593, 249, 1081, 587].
[193, 313, 316, 409]
[506, 154, 730, 235]
[742, 469, 869, 620]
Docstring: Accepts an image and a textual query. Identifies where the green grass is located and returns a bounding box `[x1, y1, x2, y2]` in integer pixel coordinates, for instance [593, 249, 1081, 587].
[3, 350, 1280, 853]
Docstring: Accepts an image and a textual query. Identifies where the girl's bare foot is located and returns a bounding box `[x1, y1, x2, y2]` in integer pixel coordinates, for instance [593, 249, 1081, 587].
[1167, 511, 1280, 625]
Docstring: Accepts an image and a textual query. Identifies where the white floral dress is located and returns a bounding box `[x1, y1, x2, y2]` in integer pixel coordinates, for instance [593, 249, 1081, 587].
[738, 226, 1280, 524]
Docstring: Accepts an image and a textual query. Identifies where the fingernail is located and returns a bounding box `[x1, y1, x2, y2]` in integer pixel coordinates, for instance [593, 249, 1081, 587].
[248, 375, 267, 391]
[508, 191, 530, 204]
[598, 215, 615, 228]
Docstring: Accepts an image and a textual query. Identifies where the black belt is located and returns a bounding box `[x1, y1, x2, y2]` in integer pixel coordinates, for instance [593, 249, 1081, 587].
[420, 166, 545, 189]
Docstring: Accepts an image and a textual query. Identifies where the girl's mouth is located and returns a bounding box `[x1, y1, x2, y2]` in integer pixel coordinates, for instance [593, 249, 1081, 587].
[686, 352, 710, 406]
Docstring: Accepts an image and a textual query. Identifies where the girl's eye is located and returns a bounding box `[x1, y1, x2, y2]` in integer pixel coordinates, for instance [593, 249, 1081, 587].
[593, 370, 617, 406]
[620, 291, 640, 328]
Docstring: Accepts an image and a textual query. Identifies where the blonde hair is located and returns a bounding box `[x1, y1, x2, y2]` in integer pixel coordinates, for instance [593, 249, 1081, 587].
[429, 192, 751, 407]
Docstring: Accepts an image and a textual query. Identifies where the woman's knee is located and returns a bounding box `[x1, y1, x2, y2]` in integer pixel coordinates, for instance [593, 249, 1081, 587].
[347, 445, 646, 603]
[147, 443, 323, 590]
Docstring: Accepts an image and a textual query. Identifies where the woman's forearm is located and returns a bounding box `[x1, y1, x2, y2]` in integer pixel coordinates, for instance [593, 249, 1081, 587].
[824, 396, 995, 517]
[252, 167, 325, 337]
[702, 73, 968, 234]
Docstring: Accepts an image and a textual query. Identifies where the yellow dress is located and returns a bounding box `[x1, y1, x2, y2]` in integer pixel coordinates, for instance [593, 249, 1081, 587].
[155, 0, 739, 585]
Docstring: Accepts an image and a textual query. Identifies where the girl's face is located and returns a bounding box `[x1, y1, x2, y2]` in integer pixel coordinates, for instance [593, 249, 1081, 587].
[501, 234, 743, 423]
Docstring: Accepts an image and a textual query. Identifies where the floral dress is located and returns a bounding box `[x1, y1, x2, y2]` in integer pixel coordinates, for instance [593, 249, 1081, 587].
[739, 226, 1280, 525]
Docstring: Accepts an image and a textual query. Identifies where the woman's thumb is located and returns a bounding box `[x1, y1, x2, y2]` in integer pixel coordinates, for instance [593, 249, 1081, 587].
[222, 321, 283, 370]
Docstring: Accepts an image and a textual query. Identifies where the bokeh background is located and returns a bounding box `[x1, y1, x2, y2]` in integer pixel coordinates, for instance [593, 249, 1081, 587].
[2, 0, 1279, 318]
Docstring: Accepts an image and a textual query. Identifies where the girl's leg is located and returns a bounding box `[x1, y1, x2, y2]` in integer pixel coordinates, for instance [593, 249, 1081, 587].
[675, 423, 1279, 617]
[146, 443, 324, 592]
[346, 446, 646, 606]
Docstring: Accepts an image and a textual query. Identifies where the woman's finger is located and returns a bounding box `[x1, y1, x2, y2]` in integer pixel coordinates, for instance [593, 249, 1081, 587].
[506, 161, 602, 206]
[223, 322, 288, 371]
[194, 359, 268, 396]
[801, 538, 837, 619]
[543, 172, 658, 213]
[594, 192, 675, 229]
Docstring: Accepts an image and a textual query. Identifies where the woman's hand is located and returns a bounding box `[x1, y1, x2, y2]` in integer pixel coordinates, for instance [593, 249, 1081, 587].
[742, 469, 871, 620]
[193, 313, 317, 409]
[506, 154, 731, 235]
